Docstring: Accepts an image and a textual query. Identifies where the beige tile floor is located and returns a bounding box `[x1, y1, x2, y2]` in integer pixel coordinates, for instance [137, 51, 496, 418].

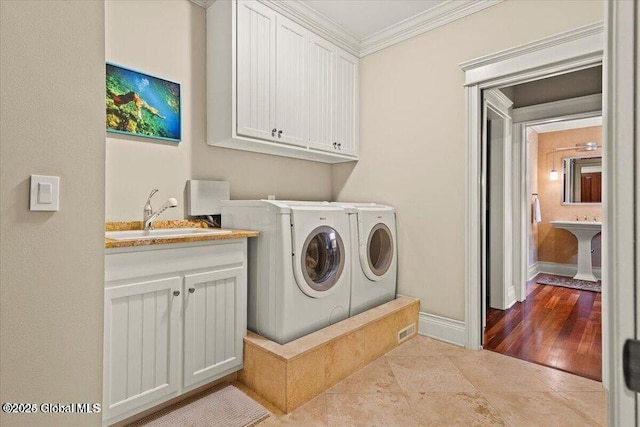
[241, 335, 606, 427]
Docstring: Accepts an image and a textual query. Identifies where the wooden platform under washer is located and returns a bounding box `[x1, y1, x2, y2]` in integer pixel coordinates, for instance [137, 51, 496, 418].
[239, 296, 420, 413]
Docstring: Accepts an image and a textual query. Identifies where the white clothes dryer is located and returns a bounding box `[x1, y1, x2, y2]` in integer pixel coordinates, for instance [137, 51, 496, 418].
[220, 200, 352, 344]
[333, 203, 397, 316]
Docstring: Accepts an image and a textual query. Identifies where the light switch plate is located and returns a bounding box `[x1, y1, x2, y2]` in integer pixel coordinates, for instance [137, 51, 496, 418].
[37, 182, 53, 204]
[30, 175, 60, 211]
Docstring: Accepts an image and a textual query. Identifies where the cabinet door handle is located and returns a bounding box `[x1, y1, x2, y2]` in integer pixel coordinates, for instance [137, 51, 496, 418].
[338, 143, 342, 149]
[188, 287, 195, 294]
[271, 128, 277, 137]
[278, 130, 283, 138]
[173, 290, 180, 297]
[333, 142, 337, 149]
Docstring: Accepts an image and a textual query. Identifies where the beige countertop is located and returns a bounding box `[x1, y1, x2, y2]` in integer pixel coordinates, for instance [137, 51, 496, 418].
[105, 220, 259, 249]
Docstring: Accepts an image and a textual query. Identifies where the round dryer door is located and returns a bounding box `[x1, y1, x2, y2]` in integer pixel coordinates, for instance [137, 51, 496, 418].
[301, 226, 345, 294]
[366, 223, 394, 278]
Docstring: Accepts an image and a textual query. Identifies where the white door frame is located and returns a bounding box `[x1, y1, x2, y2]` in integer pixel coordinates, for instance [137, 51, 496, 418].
[511, 95, 602, 302]
[461, 22, 604, 352]
[605, 1, 637, 425]
[482, 90, 515, 320]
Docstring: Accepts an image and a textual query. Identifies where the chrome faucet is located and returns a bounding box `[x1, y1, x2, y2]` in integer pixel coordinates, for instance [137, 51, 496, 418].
[143, 189, 178, 230]
[143, 189, 158, 225]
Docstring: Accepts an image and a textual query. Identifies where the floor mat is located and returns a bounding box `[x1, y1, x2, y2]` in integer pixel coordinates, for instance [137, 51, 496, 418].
[129, 384, 270, 427]
[536, 273, 601, 293]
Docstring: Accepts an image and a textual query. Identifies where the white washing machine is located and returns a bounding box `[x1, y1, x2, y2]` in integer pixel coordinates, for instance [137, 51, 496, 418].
[334, 203, 397, 316]
[220, 200, 352, 344]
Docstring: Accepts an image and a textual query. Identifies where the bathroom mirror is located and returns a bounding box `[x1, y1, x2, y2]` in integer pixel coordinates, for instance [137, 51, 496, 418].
[562, 156, 602, 204]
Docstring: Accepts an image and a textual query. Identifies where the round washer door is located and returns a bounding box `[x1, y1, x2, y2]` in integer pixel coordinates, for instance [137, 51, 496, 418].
[298, 225, 346, 298]
[361, 222, 395, 281]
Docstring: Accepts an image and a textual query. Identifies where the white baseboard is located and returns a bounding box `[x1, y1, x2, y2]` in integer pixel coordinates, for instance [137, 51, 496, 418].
[418, 312, 466, 348]
[534, 261, 602, 280]
[528, 261, 540, 280]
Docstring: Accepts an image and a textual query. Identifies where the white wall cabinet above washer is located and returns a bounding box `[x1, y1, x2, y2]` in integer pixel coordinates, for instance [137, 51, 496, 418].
[308, 34, 336, 152]
[334, 49, 359, 157]
[274, 14, 309, 147]
[308, 34, 359, 157]
[235, 0, 276, 142]
[207, 0, 359, 164]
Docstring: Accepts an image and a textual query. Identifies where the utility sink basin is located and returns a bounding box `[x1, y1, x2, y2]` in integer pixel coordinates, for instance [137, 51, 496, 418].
[105, 228, 232, 241]
[550, 221, 602, 282]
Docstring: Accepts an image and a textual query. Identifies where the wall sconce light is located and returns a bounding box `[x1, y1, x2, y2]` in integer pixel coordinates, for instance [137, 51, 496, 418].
[549, 149, 558, 180]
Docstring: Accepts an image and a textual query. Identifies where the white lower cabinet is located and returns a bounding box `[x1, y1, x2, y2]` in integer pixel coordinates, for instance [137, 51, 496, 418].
[103, 241, 248, 426]
[104, 277, 182, 422]
[183, 267, 244, 388]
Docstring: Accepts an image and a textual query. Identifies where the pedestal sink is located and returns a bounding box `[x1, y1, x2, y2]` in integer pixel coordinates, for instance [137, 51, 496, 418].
[550, 221, 602, 282]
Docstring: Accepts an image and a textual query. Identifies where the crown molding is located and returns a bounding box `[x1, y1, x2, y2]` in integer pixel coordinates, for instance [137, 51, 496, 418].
[190, 0, 216, 8]
[460, 22, 604, 72]
[359, 0, 502, 57]
[259, 0, 361, 57]
[191, 0, 504, 58]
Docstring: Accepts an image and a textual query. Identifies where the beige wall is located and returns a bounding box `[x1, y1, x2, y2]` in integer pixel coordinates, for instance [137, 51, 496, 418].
[0, 1, 105, 426]
[537, 126, 603, 267]
[105, 1, 196, 221]
[332, 0, 604, 321]
[105, 1, 331, 221]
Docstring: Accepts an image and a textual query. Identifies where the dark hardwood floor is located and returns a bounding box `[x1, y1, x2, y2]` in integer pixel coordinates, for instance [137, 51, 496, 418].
[484, 275, 602, 381]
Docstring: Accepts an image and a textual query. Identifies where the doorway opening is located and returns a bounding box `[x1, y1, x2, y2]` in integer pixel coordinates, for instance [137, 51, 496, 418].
[481, 70, 604, 379]
[461, 20, 606, 377]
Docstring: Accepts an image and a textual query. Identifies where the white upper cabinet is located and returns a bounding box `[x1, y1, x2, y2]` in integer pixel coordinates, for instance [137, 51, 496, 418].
[275, 16, 309, 146]
[335, 50, 359, 157]
[207, 0, 359, 163]
[308, 34, 336, 152]
[236, 0, 276, 141]
[308, 35, 359, 156]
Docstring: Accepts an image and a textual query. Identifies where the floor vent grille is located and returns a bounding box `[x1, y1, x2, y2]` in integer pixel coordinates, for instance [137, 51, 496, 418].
[398, 323, 416, 343]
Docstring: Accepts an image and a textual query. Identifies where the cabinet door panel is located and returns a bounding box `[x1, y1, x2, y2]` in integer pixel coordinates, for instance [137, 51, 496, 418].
[237, 0, 276, 140]
[275, 15, 309, 146]
[183, 266, 246, 388]
[309, 34, 336, 151]
[103, 277, 181, 421]
[336, 50, 359, 156]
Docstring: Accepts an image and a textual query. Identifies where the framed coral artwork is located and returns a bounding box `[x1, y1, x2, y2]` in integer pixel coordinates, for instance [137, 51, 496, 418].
[106, 63, 181, 142]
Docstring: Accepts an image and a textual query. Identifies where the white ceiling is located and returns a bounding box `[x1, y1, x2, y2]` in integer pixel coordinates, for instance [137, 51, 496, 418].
[300, 0, 448, 39]
[531, 116, 602, 134]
